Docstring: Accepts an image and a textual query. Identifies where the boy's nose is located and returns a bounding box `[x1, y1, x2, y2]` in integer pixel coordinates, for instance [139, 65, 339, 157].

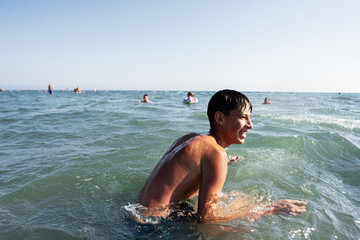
[247, 119, 253, 129]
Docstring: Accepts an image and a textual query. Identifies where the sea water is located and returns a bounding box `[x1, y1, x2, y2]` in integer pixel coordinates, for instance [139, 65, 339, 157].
[0, 90, 359, 239]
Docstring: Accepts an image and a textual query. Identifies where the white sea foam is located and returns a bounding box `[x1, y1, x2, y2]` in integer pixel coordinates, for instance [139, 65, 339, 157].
[258, 113, 359, 131]
[124, 203, 162, 224]
[289, 227, 315, 238]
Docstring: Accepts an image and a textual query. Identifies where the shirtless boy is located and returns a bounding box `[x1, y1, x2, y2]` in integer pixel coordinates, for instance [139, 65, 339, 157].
[139, 89, 306, 222]
[139, 94, 152, 103]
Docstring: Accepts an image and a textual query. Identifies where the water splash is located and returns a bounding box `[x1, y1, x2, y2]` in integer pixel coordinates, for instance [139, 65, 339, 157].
[124, 203, 162, 224]
[124, 191, 272, 224]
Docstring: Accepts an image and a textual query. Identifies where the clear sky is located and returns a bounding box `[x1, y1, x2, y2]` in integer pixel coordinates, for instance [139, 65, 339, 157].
[1, 0, 359, 92]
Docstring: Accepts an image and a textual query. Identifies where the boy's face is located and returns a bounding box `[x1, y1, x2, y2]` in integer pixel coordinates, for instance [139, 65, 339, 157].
[222, 104, 253, 145]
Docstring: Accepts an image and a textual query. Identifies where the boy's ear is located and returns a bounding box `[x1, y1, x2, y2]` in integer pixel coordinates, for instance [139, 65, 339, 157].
[214, 111, 224, 125]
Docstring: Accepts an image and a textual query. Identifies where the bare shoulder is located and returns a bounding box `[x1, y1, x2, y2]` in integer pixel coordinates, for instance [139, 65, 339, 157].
[193, 135, 228, 163]
[168, 133, 226, 163]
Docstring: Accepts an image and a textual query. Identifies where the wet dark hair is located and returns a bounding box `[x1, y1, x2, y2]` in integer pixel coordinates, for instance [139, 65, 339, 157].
[143, 94, 149, 98]
[207, 89, 252, 129]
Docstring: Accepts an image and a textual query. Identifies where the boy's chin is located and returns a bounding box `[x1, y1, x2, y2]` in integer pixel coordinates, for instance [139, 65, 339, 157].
[236, 139, 245, 144]
[237, 135, 246, 144]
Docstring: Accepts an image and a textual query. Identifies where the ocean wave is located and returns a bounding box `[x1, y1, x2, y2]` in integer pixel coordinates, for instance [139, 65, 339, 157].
[256, 113, 360, 131]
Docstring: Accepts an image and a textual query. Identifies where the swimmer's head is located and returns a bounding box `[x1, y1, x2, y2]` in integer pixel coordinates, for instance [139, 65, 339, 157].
[207, 89, 252, 129]
[143, 94, 149, 102]
[187, 92, 194, 97]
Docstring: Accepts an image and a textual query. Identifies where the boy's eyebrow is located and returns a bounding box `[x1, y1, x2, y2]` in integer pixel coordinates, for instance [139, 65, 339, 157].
[239, 112, 251, 116]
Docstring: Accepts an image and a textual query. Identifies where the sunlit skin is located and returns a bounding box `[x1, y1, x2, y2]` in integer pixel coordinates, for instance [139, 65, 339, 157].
[210, 105, 253, 148]
[138, 103, 307, 222]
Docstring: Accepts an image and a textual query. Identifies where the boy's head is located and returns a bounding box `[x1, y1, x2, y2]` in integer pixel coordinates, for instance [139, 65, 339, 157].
[207, 89, 252, 129]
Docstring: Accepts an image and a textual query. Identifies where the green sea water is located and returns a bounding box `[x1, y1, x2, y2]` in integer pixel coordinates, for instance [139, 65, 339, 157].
[0, 90, 359, 239]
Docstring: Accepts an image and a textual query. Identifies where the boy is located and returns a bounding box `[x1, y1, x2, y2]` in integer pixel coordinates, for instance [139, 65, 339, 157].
[139, 94, 152, 103]
[139, 89, 306, 222]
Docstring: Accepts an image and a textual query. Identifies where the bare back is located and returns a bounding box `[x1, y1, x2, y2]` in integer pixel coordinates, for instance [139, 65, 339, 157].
[139, 133, 228, 211]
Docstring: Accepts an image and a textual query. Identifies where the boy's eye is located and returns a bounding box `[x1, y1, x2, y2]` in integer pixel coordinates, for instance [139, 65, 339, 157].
[239, 114, 250, 119]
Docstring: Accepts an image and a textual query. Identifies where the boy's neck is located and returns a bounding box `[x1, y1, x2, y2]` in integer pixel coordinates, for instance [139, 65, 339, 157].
[209, 129, 230, 149]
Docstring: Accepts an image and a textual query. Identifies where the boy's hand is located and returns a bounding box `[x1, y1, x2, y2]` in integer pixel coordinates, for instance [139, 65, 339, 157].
[228, 155, 244, 165]
[271, 199, 307, 216]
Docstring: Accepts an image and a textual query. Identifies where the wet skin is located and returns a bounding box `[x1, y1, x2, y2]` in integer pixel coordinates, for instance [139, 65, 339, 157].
[138, 105, 306, 222]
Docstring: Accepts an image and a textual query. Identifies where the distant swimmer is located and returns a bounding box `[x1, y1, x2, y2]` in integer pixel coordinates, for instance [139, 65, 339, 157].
[48, 82, 54, 94]
[263, 97, 270, 104]
[138, 94, 153, 103]
[74, 86, 82, 94]
[0, 88, 4, 92]
[138, 89, 306, 223]
[183, 91, 198, 104]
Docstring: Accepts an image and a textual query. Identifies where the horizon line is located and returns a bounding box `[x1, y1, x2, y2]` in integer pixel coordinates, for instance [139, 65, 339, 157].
[0, 88, 358, 94]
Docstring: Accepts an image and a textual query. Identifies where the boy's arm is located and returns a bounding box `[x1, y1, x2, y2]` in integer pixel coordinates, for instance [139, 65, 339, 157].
[197, 151, 307, 222]
[197, 150, 257, 222]
[197, 151, 262, 222]
[199, 186, 307, 222]
[223, 197, 307, 222]
[197, 150, 228, 221]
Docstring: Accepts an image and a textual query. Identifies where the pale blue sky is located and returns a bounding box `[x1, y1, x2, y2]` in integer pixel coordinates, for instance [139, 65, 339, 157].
[1, 0, 359, 92]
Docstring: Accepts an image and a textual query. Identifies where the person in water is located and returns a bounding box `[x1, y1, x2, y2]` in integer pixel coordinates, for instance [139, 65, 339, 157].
[74, 86, 82, 93]
[183, 91, 198, 104]
[263, 97, 270, 104]
[48, 82, 54, 94]
[139, 94, 153, 103]
[138, 89, 306, 222]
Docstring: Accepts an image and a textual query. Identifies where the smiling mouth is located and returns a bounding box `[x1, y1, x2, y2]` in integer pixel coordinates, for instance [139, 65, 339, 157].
[239, 132, 247, 138]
